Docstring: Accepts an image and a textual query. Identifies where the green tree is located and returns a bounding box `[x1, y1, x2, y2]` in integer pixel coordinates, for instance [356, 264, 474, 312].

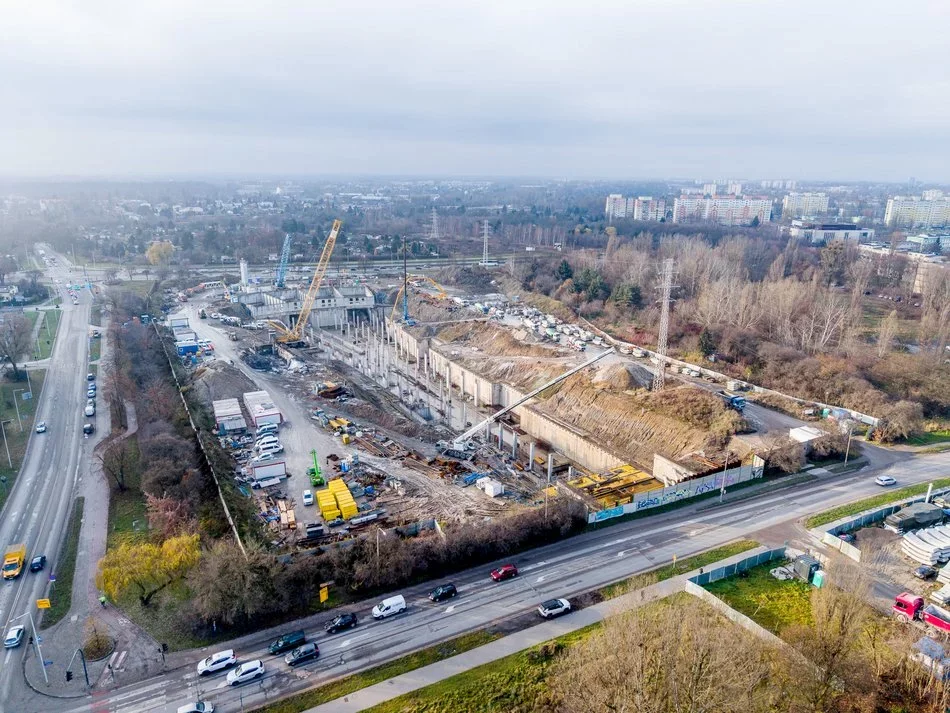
[609, 283, 642, 308]
[146, 240, 174, 266]
[699, 328, 717, 357]
[555, 259, 573, 281]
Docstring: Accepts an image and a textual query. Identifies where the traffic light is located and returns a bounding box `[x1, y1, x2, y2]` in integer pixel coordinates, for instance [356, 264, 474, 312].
[65, 671, 73, 682]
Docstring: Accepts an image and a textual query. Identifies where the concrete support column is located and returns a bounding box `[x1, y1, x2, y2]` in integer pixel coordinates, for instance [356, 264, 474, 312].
[528, 442, 535, 473]
[497, 422, 504, 449]
[461, 402, 467, 429]
[512, 433, 518, 460]
[460, 372, 466, 401]
[547, 453, 554, 482]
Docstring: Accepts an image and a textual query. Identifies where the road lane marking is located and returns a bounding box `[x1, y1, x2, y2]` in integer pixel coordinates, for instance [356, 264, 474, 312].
[445, 605, 456, 613]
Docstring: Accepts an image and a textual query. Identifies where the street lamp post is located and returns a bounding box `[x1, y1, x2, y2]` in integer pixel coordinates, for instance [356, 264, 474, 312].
[844, 424, 854, 464]
[0, 420, 12, 468]
[12, 389, 24, 431]
[12, 610, 48, 684]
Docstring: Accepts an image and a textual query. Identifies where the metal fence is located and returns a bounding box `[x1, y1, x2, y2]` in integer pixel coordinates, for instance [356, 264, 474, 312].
[687, 546, 787, 587]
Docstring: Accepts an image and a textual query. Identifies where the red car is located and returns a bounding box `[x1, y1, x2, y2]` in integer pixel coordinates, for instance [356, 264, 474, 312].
[490, 564, 518, 582]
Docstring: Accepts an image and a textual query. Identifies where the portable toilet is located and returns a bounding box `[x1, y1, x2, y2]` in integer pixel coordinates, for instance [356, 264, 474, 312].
[812, 569, 826, 588]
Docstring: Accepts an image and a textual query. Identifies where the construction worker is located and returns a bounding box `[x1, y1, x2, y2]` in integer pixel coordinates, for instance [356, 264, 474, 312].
[99, 594, 107, 608]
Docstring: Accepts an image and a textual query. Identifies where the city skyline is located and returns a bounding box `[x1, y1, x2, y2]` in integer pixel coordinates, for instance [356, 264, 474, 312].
[1, 0, 948, 180]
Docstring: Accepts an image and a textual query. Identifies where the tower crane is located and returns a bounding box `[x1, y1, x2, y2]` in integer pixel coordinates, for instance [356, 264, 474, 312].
[267, 219, 342, 343]
[275, 233, 293, 288]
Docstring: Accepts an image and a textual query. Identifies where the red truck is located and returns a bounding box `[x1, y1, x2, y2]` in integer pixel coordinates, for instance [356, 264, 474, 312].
[893, 593, 950, 633]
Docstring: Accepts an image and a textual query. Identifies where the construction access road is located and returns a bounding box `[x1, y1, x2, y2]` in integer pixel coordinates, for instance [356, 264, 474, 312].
[0, 250, 95, 711]
[43, 445, 946, 713]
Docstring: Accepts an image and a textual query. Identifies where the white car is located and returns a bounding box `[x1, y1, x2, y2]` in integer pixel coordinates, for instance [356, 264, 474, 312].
[196, 649, 236, 676]
[177, 703, 215, 713]
[4, 625, 25, 648]
[302, 490, 314, 506]
[251, 452, 276, 464]
[226, 660, 265, 686]
[35, 421, 47, 434]
[875, 475, 897, 487]
[537, 598, 572, 619]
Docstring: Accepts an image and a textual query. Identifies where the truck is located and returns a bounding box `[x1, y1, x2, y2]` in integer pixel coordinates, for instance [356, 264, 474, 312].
[199, 308, 207, 319]
[2, 544, 26, 580]
[717, 390, 746, 412]
[894, 593, 950, 633]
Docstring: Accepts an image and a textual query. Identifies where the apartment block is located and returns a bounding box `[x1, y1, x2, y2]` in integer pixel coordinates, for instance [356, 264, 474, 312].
[885, 195, 950, 229]
[671, 196, 771, 226]
[782, 192, 829, 219]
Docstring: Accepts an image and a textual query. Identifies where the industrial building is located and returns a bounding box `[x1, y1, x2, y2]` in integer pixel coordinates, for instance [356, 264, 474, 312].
[785, 221, 874, 244]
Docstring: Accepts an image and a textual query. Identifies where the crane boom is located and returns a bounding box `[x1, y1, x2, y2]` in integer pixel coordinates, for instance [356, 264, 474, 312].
[268, 219, 342, 342]
[449, 347, 614, 449]
[275, 233, 292, 287]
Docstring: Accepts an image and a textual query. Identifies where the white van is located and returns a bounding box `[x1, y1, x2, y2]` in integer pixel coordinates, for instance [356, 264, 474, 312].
[84, 403, 95, 417]
[257, 442, 284, 456]
[372, 594, 406, 620]
[257, 423, 279, 436]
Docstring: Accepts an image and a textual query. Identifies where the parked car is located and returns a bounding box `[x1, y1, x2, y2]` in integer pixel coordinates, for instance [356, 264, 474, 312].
[875, 475, 897, 487]
[87, 388, 96, 399]
[268, 631, 306, 655]
[35, 421, 46, 434]
[82, 423, 95, 436]
[325, 613, 358, 635]
[29, 555, 46, 572]
[915, 566, 938, 580]
[226, 660, 265, 686]
[196, 649, 236, 676]
[251, 452, 276, 464]
[429, 583, 458, 602]
[302, 490, 314, 506]
[537, 598, 572, 619]
[837, 533, 856, 544]
[86, 373, 95, 381]
[3, 625, 24, 648]
[177, 702, 214, 713]
[284, 643, 320, 666]
[490, 564, 518, 582]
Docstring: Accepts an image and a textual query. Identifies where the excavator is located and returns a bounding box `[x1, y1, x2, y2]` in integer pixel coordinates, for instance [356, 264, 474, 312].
[267, 219, 342, 343]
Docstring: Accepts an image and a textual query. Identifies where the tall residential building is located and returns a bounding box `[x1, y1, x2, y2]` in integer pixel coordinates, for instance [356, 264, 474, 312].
[884, 195, 950, 229]
[604, 195, 666, 222]
[782, 192, 829, 219]
[672, 196, 771, 226]
[702, 183, 718, 196]
[922, 189, 945, 201]
[727, 182, 743, 196]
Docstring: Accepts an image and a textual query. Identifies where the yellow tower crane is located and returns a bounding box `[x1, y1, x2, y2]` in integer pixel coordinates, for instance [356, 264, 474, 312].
[268, 219, 342, 342]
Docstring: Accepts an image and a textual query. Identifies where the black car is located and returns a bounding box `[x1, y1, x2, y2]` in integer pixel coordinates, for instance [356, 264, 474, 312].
[325, 613, 358, 635]
[268, 630, 306, 655]
[29, 555, 46, 573]
[284, 643, 319, 666]
[914, 565, 938, 580]
[429, 583, 458, 602]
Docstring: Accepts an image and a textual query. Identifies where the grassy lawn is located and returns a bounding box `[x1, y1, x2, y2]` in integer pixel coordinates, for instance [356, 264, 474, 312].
[124, 280, 156, 297]
[34, 310, 62, 360]
[0, 370, 46, 511]
[907, 430, 950, 446]
[250, 630, 502, 713]
[804, 477, 950, 529]
[106, 436, 147, 548]
[705, 561, 813, 633]
[41, 497, 85, 629]
[599, 539, 760, 599]
[89, 336, 101, 363]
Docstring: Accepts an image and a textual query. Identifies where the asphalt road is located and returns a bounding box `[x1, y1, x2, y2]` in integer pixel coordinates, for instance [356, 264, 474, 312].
[45, 444, 950, 713]
[0, 250, 93, 711]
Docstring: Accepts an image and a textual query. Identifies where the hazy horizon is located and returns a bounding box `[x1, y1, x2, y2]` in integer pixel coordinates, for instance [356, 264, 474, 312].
[2, 1, 947, 182]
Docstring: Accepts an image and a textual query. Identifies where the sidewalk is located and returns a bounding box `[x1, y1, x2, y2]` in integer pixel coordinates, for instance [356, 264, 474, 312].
[301, 546, 771, 713]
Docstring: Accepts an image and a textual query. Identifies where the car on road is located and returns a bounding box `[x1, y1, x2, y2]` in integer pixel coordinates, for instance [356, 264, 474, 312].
[35, 421, 46, 434]
[490, 564, 518, 582]
[177, 703, 214, 713]
[914, 565, 938, 580]
[429, 583, 458, 602]
[29, 555, 46, 572]
[302, 490, 314, 506]
[83, 423, 95, 436]
[196, 649, 237, 676]
[87, 373, 95, 381]
[269, 630, 306, 655]
[284, 643, 320, 666]
[87, 389, 96, 399]
[4, 625, 25, 648]
[226, 660, 264, 686]
[875, 475, 897, 487]
[324, 613, 358, 634]
[537, 598, 572, 619]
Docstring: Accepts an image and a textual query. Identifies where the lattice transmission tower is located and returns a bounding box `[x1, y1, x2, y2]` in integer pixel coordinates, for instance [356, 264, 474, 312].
[652, 258, 676, 392]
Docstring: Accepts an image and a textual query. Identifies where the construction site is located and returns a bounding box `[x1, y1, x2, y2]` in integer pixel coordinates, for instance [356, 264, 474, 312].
[173, 220, 776, 549]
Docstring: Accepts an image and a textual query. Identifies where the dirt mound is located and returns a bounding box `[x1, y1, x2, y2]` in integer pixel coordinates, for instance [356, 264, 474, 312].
[191, 360, 259, 407]
[436, 321, 565, 358]
[434, 265, 493, 290]
[591, 362, 650, 391]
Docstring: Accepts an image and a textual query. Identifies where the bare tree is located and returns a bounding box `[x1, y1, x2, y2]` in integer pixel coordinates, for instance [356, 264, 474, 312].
[0, 313, 34, 380]
[877, 309, 899, 357]
[98, 440, 135, 492]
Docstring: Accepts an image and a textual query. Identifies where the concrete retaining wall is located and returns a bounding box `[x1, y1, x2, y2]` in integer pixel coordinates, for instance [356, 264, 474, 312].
[686, 581, 790, 649]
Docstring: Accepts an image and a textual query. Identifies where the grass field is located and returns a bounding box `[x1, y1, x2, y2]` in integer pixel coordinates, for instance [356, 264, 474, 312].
[907, 430, 950, 446]
[89, 336, 101, 363]
[598, 539, 760, 599]
[705, 561, 813, 633]
[0, 370, 46, 511]
[249, 630, 502, 713]
[106, 436, 147, 548]
[42, 497, 85, 629]
[34, 310, 62, 360]
[804, 478, 950, 529]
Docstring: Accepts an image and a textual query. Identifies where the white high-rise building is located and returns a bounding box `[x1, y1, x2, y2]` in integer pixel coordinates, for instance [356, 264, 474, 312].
[782, 192, 829, 219]
[922, 189, 945, 201]
[727, 182, 743, 196]
[604, 195, 666, 222]
[885, 196, 950, 229]
[605, 194, 628, 221]
[702, 183, 718, 196]
[672, 196, 771, 226]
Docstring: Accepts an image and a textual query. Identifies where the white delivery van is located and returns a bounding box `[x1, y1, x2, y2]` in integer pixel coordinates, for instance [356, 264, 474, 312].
[257, 442, 284, 456]
[372, 595, 406, 620]
[257, 423, 279, 436]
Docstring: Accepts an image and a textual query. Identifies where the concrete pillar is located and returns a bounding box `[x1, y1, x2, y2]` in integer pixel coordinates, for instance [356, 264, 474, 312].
[497, 422, 504, 449]
[460, 372, 466, 401]
[485, 422, 492, 442]
[528, 442, 535, 473]
[461, 401, 467, 429]
[512, 433, 518, 459]
[547, 453, 554, 482]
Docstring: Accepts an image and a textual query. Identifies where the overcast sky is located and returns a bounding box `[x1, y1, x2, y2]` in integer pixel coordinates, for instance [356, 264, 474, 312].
[1, 1, 947, 181]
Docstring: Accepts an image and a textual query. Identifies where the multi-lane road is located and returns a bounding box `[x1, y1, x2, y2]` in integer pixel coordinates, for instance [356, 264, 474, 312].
[0, 251, 94, 711]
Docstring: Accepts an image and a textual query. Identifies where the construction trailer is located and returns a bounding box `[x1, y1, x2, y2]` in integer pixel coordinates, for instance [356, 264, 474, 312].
[212, 398, 248, 433]
[243, 390, 283, 427]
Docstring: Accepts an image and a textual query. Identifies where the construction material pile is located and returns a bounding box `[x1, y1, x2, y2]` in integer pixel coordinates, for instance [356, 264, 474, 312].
[902, 525, 950, 565]
[316, 478, 359, 521]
